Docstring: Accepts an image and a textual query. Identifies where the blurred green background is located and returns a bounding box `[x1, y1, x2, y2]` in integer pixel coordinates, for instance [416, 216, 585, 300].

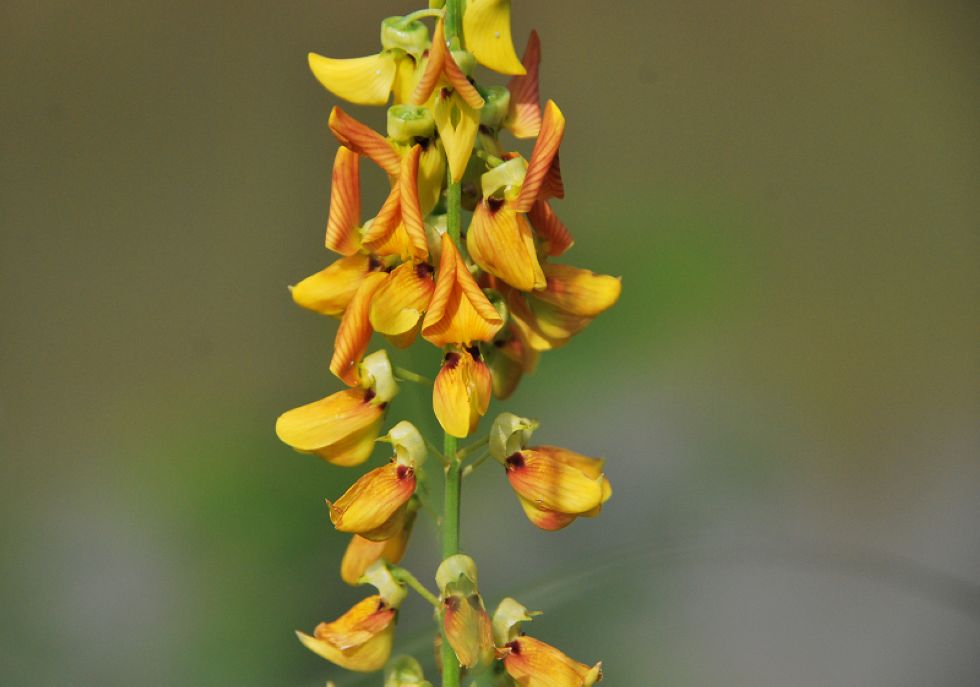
[2, 1, 978, 684]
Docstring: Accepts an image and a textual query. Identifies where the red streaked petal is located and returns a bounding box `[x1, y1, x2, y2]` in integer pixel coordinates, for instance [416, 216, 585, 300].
[325, 146, 361, 255]
[330, 271, 387, 385]
[505, 30, 542, 138]
[514, 100, 565, 213]
[527, 200, 574, 256]
[466, 201, 546, 291]
[329, 106, 401, 177]
[410, 20, 447, 106]
[398, 145, 429, 260]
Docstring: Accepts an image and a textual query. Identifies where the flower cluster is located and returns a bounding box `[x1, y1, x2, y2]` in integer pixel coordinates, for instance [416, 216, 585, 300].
[277, 2, 620, 685]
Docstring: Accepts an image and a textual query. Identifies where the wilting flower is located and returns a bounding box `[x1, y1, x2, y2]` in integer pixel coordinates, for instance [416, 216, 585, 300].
[467, 101, 565, 290]
[411, 19, 485, 181]
[308, 15, 431, 106]
[500, 636, 603, 687]
[296, 563, 407, 672]
[433, 346, 492, 438]
[437, 555, 494, 669]
[276, 387, 387, 467]
[421, 234, 503, 347]
[328, 459, 418, 540]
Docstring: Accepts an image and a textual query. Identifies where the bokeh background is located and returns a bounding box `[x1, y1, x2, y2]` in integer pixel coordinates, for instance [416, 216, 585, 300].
[2, 1, 978, 684]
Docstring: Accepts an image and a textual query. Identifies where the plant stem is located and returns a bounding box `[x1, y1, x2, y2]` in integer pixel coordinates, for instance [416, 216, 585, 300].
[393, 366, 432, 385]
[390, 566, 440, 607]
[444, 0, 463, 48]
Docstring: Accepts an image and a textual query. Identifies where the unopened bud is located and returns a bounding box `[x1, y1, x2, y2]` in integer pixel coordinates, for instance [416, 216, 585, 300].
[479, 86, 512, 129]
[436, 553, 478, 594]
[379, 420, 427, 467]
[387, 104, 436, 142]
[381, 16, 430, 56]
[492, 597, 538, 646]
[359, 349, 399, 404]
[481, 156, 527, 201]
[490, 412, 538, 462]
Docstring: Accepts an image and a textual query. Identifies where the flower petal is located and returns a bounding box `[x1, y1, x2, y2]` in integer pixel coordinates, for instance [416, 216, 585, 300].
[329, 462, 417, 536]
[504, 449, 604, 515]
[527, 200, 574, 256]
[410, 20, 484, 110]
[534, 264, 621, 316]
[369, 262, 435, 341]
[290, 254, 378, 317]
[308, 52, 397, 106]
[443, 592, 495, 669]
[398, 144, 430, 260]
[330, 271, 388, 385]
[463, 0, 527, 76]
[275, 388, 384, 467]
[515, 495, 577, 531]
[418, 142, 446, 216]
[362, 186, 415, 260]
[325, 146, 361, 255]
[505, 31, 542, 138]
[340, 507, 415, 586]
[466, 200, 546, 291]
[297, 595, 396, 672]
[433, 348, 492, 438]
[329, 106, 401, 177]
[434, 90, 480, 183]
[391, 53, 419, 105]
[422, 234, 504, 346]
[514, 100, 565, 213]
[503, 636, 602, 687]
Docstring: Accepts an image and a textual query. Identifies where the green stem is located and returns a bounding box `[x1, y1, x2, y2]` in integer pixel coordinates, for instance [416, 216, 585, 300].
[393, 366, 432, 385]
[457, 435, 489, 462]
[403, 8, 444, 23]
[390, 566, 440, 607]
[461, 451, 490, 479]
[445, 0, 463, 48]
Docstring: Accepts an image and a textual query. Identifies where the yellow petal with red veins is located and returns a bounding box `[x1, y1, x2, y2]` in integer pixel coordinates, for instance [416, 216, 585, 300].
[463, 0, 527, 76]
[505, 31, 542, 138]
[504, 449, 604, 515]
[434, 90, 480, 183]
[308, 52, 397, 106]
[515, 495, 577, 531]
[535, 264, 622, 317]
[329, 462, 417, 536]
[467, 200, 546, 291]
[275, 388, 385, 467]
[422, 234, 503, 346]
[443, 592, 495, 669]
[412, 20, 485, 110]
[433, 348, 492, 438]
[325, 146, 361, 255]
[527, 200, 574, 256]
[514, 100, 565, 213]
[532, 445, 606, 479]
[361, 187, 410, 260]
[398, 145, 430, 260]
[330, 272, 388, 385]
[340, 507, 415, 585]
[502, 636, 602, 687]
[290, 254, 378, 317]
[296, 595, 396, 672]
[329, 106, 401, 177]
[369, 262, 435, 341]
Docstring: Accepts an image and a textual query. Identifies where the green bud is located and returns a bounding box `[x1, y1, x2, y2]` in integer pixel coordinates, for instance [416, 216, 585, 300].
[451, 49, 476, 77]
[379, 420, 427, 467]
[481, 156, 527, 201]
[384, 655, 433, 687]
[380, 16, 430, 56]
[436, 553, 478, 594]
[479, 86, 512, 129]
[387, 104, 436, 142]
[490, 412, 538, 462]
[492, 597, 538, 646]
[359, 349, 399, 404]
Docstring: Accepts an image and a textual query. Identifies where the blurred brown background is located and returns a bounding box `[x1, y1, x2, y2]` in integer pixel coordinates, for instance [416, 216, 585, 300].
[1, 1, 978, 685]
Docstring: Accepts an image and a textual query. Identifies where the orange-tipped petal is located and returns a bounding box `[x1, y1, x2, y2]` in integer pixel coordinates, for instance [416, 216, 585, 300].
[466, 200, 546, 291]
[433, 348, 492, 438]
[505, 31, 542, 138]
[463, 0, 527, 76]
[329, 461, 417, 537]
[441, 49, 485, 111]
[329, 106, 401, 177]
[361, 186, 412, 260]
[502, 636, 602, 687]
[290, 254, 379, 317]
[369, 261, 436, 342]
[340, 508, 416, 585]
[534, 264, 622, 317]
[515, 495, 577, 531]
[514, 100, 565, 213]
[398, 145, 430, 260]
[330, 271, 387, 385]
[443, 592, 495, 669]
[297, 595, 396, 672]
[275, 388, 385, 467]
[527, 200, 574, 256]
[308, 52, 397, 106]
[410, 20, 446, 106]
[504, 449, 604, 515]
[422, 235, 503, 346]
[434, 90, 480, 183]
[325, 146, 361, 255]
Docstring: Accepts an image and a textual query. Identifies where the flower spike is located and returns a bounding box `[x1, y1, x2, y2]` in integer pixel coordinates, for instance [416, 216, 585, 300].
[463, 0, 527, 76]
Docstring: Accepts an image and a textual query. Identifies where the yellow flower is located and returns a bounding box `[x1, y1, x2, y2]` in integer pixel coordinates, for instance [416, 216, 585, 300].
[369, 261, 436, 348]
[360, 144, 430, 262]
[410, 19, 485, 181]
[328, 461, 417, 540]
[463, 0, 527, 76]
[501, 636, 603, 687]
[340, 505, 416, 586]
[421, 234, 503, 347]
[275, 387, 386, 467]
[504, 446, 612, 531]
[330, 271, 389, 386]
[290, 254, 382, 318]
[433, 347, 492, 438]
[296, 595, 397, 672]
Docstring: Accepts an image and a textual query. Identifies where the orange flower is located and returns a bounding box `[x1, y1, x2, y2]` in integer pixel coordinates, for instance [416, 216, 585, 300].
[340, 505, 417, 586]
[421, 234, 503, 347]
[296, 595, 397, 672]
[369, 261, 436, 348]
[275, 388, 385, 467]
[504, 446, 612, 531]
[330, 271, 388, 385]
[328, 461, 417, 540]
[433, 347, 492, 438]
[501, 636, 603, 687]
[361, 144, 430, 262]
[290, 254, 382, 318]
